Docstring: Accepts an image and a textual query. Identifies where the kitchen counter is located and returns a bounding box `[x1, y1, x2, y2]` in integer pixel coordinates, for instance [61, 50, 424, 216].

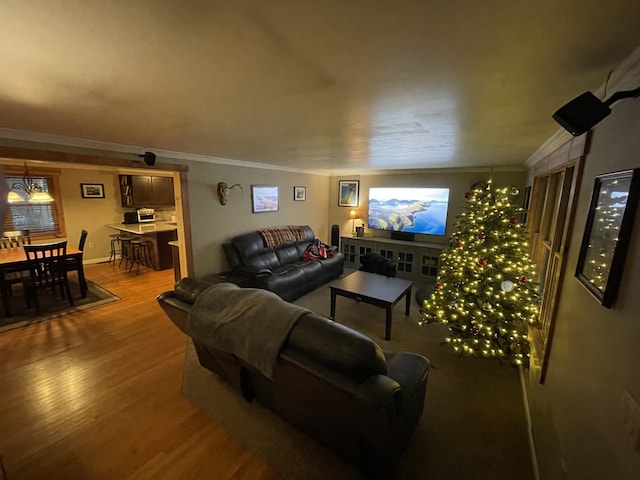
[107, 222, 178, 271]
[107, 222, 178, 235]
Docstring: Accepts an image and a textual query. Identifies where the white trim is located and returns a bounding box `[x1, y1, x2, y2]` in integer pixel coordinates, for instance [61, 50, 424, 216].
[0, 128, 525, 177]
[355, 164, 526, 176]
[519, 365, 540, 480]
[173, 150, 330, 176]
[0, 127, 140, 155]
[83, 257, 112, 265]
[526, 130, 574, 168]
[0, 127, 331, 177]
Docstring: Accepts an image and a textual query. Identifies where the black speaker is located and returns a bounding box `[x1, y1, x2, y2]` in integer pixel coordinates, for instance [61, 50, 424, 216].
[552, 91, 611, 136]
[390, 231, 415, 242]
[331, 224, 339, 247]
[140, 151, 156, 166]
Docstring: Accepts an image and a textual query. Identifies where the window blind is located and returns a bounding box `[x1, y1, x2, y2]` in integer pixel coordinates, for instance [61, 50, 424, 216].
[3, 170, 64, 238]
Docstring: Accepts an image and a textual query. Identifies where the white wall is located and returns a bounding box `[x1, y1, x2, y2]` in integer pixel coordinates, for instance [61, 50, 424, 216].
[527, 100, 640, 479]
[59, 168, 123, 262]
[178, 160, 331, 277]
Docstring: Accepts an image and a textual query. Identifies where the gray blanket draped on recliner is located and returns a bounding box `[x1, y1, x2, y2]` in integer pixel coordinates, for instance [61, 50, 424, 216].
[187, 283, 310, 379]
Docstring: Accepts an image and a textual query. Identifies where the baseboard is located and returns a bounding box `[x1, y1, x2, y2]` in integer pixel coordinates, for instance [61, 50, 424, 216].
[85, 256, 111, 265]
[519, 365, 540, 480]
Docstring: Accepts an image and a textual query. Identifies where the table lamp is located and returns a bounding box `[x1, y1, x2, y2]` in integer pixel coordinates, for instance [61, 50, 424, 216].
[348, 209, 359, 234]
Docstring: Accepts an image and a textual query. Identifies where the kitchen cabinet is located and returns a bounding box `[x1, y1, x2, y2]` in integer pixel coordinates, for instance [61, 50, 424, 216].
[150, 176, 175, 205]
[120, 175, 175, 207]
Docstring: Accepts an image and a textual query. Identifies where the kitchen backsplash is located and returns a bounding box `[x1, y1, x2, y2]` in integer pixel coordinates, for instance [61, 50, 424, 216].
[152, 208, 176, 221]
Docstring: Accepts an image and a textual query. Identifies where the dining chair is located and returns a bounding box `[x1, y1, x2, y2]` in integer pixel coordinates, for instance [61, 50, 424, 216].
[22, 241, 74, 315]
[65, 230, 88, 298]
[1, 230, 31, 249]
[0, 230, 32, 299]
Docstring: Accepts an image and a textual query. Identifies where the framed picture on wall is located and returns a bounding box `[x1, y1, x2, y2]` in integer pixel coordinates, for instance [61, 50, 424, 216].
[338, 180, 359, 207]
[80, 183, 105, 198]
[575, 168, 640, 308]
[294, 186, 306, 201]
[251, 185, 279, 213]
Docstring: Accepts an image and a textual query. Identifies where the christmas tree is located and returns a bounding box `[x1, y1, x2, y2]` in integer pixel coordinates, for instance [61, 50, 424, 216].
[420, 180, 540, 366]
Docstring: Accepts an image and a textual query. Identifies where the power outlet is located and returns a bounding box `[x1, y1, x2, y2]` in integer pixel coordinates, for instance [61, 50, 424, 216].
[622, 390, 640, 453]
[88, 241, 95, 248]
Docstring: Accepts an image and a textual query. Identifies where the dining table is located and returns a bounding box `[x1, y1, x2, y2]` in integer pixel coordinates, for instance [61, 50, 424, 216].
[0, 246, 83, 317]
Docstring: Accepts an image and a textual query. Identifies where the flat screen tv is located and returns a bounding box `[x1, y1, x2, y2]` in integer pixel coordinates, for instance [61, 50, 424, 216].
[367, 187, 450, 235]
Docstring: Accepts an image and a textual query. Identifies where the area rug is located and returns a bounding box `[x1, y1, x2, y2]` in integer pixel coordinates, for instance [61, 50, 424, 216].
[180, 280, 534, 480]
[0, 279, 120, 333]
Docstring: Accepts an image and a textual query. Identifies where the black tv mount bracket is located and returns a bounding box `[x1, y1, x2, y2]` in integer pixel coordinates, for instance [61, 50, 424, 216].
[552, 86, 640, 136]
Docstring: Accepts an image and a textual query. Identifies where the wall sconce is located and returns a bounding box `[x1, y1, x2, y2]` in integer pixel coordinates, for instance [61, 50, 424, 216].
[217, 182, 243, 205]
[348, 209, 360, 234]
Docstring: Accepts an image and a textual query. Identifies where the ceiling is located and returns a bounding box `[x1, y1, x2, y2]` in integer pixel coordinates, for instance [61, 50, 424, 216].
[1, 1, 640, 173]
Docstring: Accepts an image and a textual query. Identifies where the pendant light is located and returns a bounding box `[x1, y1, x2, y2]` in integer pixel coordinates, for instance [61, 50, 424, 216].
[7, 162, 54, 203]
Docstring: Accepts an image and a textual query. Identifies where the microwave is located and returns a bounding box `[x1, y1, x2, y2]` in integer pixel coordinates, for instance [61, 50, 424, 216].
[137, 208, 155, 223]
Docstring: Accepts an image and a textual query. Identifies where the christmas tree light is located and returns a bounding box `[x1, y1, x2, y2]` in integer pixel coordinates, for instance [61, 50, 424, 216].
[420, 180, 540, 366]
[580, 179, 627, 293]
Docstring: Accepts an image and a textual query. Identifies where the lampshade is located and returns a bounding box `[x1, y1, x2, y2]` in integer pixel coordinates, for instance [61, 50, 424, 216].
[29, 191, 54, 203]
[7, 191, 23, 203]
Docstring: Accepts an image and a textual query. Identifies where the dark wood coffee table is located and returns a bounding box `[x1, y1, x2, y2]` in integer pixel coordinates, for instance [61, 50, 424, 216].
[329, 271, 414, 340]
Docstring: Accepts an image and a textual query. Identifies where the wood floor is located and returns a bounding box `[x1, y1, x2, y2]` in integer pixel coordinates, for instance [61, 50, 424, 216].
[0, 263, 278, 480]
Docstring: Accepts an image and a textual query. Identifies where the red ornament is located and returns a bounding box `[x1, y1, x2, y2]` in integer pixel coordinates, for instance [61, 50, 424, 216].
[509, 217, 519, 225]
[518, 276, 528, 284]
[456, 241, 464, 249]
[478, 258, 488, 266]
[477, 233, 487, 241]
[434, 282, 441, 291]
[465, 191, 472, 199]
[471, 326, 479, 335]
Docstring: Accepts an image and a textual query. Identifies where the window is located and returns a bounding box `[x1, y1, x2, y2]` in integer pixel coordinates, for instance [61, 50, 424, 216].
[527, 136, 586, 383]
[3, 167, 66, 239]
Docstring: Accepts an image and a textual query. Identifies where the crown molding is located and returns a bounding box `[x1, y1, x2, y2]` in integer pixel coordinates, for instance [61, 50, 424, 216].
[334, 164, 526, 177]
[0, 127, 332, 177]
[0, 127, 525, 177]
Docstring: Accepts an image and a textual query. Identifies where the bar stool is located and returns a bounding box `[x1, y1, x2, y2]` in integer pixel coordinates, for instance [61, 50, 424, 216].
[129, 239, 155, 274]
[108, 233, 122, 265]
[119, 236, 135, 269]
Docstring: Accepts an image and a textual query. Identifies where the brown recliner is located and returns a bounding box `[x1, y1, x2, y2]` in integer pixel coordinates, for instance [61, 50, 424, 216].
[157, 278, 430, 478]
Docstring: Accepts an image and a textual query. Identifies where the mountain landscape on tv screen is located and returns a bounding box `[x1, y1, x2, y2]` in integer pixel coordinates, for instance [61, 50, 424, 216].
[368, 188, 449, 235]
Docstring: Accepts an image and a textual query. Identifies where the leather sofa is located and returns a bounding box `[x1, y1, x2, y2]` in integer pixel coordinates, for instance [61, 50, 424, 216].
[223, 225, 344, 301]
[157, 277, 431, 479]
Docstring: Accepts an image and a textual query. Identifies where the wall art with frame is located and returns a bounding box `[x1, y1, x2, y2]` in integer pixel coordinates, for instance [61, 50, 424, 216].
[338, 180, 359, 207]
[80, 183, 105, 199]
[575, 167, 640, 308]
[293, 186, 306, 201]
[251, 185, 279, 213]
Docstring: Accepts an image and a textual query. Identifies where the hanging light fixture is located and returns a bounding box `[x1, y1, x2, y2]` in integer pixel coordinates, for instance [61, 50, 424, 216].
[7, 162, 54, 203]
